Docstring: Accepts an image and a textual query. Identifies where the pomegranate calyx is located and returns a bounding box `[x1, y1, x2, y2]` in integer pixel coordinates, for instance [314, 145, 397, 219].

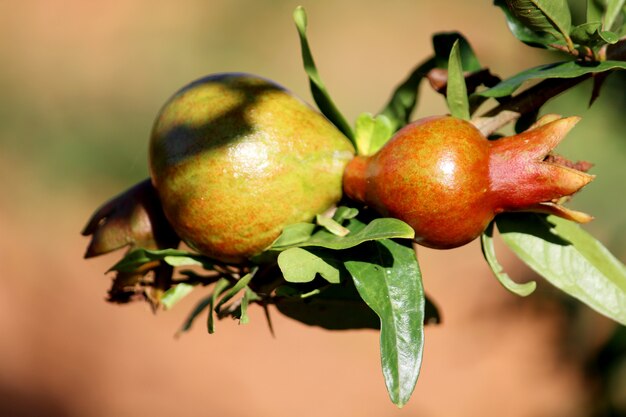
[489, 116, 594, 222]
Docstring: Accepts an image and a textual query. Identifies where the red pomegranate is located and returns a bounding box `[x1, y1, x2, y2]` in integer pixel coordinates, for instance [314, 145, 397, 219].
[343, 115, 594, 249]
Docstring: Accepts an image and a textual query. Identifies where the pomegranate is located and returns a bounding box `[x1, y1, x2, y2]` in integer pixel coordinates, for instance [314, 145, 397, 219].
[343, 115, 594, 249]
[149, 73, 354, 263]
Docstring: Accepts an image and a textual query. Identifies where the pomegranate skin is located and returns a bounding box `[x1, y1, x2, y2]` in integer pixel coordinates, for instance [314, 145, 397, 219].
[150, 73, 355, 263]
[343, 115, 594, 249]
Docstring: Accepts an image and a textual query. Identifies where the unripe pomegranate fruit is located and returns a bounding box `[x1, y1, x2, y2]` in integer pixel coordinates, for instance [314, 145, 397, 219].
[149, 73, 354, 263]
[343, 115, 594, 249]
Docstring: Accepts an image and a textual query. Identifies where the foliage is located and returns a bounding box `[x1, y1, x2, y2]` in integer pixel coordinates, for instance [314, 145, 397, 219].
[83, 0, 626, 408]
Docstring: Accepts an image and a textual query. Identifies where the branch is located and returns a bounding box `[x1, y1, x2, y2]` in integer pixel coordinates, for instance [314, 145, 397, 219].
[480, 39, 626, 120]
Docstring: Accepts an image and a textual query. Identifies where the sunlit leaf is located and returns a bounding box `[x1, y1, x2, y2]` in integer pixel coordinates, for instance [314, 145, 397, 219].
[293, 6, 354, 141]
[481, 222, 537, 297]
[354, 112, 394, 156]
[271, 223, 317, 248]
[480, 60, 626, 97]
[273, 218, 414, 251]
[346, 239, 425, 407]
[278, 248, 342, 284]
[215, 268, 257, 312]
[316, 214, 350, 237]
[161, 283, 196, 310]
[497, 213, 626, 325]
[446, 40, 470, 120]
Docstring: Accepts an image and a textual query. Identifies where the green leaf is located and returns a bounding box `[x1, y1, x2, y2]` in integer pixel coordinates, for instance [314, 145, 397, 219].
[293, 6, 354, 141]
[316, 214, 350, 237]
[378, 58, 436, 133]
[354, 112, 394, 156]
[271, 223, 317, 248]
[571, 22, 603, 44]
[570, 23, 619, 47]
[110, 248, 212, 273]
[274, 218, 414, 251]
[599, 30, 620, 43]
[207, 278, 230, 334]
[214, 268, 257, 312]
[496, 213, 626, 326]
[495, 0, 556, 48]
[332, 206, 359, 223]
[480, 60, 626, 97]
[481, 222, 537, 297]
[274, 280, 380, 330]
[446, 40, 470, 121]
[504, 0, 572, 44]
[278, 248, 342, 284]
[345, 239, 425, 407]
[161, 282, 196, 310]
[604, 0, 626, 31]
[239, 288, 253, 324]
[176, 278, 229, 336]
[433, 32, 482, 72]
[587, 0, 604, 24]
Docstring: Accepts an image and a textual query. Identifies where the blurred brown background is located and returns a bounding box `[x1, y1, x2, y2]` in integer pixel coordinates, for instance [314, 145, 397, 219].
[1, 1, 625, 416]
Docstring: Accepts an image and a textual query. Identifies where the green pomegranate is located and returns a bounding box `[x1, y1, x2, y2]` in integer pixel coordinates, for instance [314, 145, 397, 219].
[149, 73, 355, 263]
[343, 115, 594, 249]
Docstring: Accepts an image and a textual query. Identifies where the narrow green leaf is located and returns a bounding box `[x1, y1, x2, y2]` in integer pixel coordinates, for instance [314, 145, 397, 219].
[207, 278, 230, 334]
[433, 32, 482, 72]
[504, 0, 572, 43]
[278, 248, 341, 284]
[161, 283, 196, 310]
[109, 248, 212, 273]
[481, 222, 537, 297]
[587, 0, 604, 24]
[275, 218, 414, 251]
[480, 60, 626, 97]
[239, 289, 252, 325]
[176, 279, 230, 336]
[354, 112, 394, 156]
[495, 0, 555, 48]
[446, 40, 470, 121]
[497, 213, 626, 325]
[316, 214, 350, 237]
[293, 6, 354, 141]
[605, 0, 626, 31]
[346, 239, 425, 407]
[379, 58, 436, 133]
[215, 268, 257, 312]
[162, 255, 203, 267]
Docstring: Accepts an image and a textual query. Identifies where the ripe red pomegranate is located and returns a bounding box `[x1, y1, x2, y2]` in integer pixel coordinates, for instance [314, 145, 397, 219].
[342, 115, 594, 249]
[149, 73, 354, 263]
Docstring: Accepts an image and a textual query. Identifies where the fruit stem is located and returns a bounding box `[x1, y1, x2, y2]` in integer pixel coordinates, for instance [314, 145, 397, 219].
[343, 156, 369, 204]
